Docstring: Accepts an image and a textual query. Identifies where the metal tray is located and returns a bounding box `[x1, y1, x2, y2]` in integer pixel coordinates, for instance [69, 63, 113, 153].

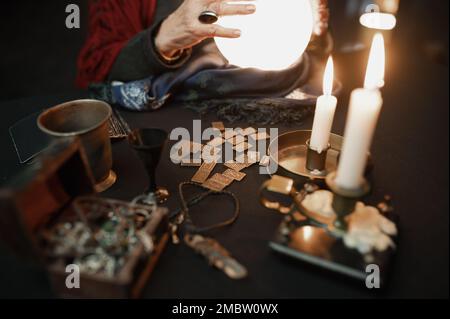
[268, 130, 343, 180]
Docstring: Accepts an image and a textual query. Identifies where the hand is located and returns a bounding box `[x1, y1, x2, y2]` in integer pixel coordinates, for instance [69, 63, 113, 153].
[311, 0, 330, 36]
[155, 0, 256, 58]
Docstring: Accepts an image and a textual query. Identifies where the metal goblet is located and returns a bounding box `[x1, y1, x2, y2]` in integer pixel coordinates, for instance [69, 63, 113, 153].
[127, 128, 170, 204]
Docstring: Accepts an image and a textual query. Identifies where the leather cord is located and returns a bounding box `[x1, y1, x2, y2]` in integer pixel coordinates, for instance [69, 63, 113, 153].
[170, 182, 240, 234]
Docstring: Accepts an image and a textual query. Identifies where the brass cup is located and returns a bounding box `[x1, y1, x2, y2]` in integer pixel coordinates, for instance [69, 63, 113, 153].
[37, 99, 116, 192]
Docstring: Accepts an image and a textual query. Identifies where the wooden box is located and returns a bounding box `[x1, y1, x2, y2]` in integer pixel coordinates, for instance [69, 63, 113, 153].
[0, 138, 169, 298]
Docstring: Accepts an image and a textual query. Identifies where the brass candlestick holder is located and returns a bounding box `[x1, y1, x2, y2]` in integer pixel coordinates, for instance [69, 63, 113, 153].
[326, 172, 371, 231]
[305, 140, 331, 173]
[267, 130, 373, 183]
[267, 130, 342, 181]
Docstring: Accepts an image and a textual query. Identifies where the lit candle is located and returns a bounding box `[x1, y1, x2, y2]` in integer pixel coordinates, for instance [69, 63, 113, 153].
[359, 12, 397, 31]
[358, 3, 398, 47]
[335, 33, 385, 189]
[310, 56, 337, 153]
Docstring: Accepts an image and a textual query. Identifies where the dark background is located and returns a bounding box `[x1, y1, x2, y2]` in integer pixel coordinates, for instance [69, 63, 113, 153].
[0, 1, 448, 299]
[0, 1, 88, 101]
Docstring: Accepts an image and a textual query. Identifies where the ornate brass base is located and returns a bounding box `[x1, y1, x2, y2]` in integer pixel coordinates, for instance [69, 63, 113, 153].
[326, 172, 370, 231]
[155, 186, 170, 204]
[94, 170, 117, 193]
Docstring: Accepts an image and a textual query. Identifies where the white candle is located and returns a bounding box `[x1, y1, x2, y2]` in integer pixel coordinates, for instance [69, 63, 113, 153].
[310, 56, 338, 153]
[335, 33, 385, 189]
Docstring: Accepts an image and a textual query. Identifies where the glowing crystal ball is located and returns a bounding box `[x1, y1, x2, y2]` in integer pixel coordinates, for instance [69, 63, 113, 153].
[215, 0, 314, 70]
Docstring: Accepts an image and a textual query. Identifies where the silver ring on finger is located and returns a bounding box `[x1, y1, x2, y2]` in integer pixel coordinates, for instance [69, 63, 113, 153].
[198, 10, 219, 24]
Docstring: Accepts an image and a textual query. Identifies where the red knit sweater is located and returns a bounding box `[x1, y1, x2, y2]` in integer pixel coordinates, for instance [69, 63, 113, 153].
[76, 0, 157, 88]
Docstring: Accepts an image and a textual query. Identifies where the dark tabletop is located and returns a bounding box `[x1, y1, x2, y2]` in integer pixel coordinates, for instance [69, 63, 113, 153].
[0, 33, 449, 298]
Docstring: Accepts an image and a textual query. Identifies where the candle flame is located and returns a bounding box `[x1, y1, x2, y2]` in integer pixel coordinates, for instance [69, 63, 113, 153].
[364, 33, 385, 90]
[303, 226, 313, 241]
[360, 12, 397, 30]
[323, 56, 334, 95]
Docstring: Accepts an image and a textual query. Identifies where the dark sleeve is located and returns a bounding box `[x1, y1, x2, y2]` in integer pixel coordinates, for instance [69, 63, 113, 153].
[108, 0, 188, 82]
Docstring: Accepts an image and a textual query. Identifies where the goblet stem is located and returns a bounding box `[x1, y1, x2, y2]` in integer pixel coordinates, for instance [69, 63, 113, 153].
[146, 169, 157, 194]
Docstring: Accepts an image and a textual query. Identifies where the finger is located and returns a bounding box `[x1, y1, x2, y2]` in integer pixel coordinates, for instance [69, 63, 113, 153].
[199, 24, 242, 38]
[205, 0, 254, 4]
[209, 2, 256, 16]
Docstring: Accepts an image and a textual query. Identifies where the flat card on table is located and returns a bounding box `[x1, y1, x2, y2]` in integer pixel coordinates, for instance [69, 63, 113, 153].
[228, 136, 245, 147]
[224, 162, 248, 172]
[223, 130, 237, 140]
[233, 142, 250, 152]
[210, 173, 233, 186]
[248, 132, 270, 141]
[211, 121, 225, 132]
[247, 151, 261, 163]
[241, 127, 256, 136]
[223, 169, 246, 181]
[9, 111, 53, 164]
[191, 162, 216, 183]
[202, 173, 233, 191]
[202, 178, 226, 192]
[207, 136, 224, 147]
